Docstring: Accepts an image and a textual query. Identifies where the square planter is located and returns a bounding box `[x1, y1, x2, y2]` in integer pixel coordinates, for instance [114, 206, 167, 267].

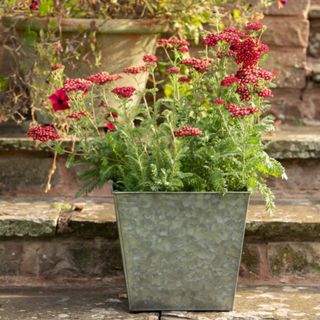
[113, 192, 250, 311]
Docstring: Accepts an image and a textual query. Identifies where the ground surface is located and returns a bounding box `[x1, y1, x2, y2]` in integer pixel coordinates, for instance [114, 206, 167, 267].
[0, 280, 319, 320]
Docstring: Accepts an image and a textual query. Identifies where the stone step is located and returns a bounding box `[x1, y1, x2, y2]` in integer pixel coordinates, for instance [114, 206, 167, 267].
[0, 197, 319, 284]
[0, 281, 319, 319]
[0, 125, 320, 200]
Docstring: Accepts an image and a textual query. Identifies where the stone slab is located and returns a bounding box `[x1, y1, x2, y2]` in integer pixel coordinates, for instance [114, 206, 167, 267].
[1, 198, 320, 240]
[264, 126, 320, 159]
[162, 285, 320, 320]
[0, 284, 319, 320]
[0, 280, 158, 320]
[0, 200, 60, 237]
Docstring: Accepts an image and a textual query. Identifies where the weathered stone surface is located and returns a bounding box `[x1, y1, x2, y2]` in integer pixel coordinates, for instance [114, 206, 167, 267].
[309, 4, 320, 18]
[269, 242, 320, 276]
[0, 284, 158, 320]
[246, 203, 320, 241]
[263, 49, 307, 88]
[0, 242, 22, 276]
[308, 18, 320, 58]
[265, 0, 310, 18]
[263, 17, 310, 48]
[265, 126, 320, 159]
[270, 89, 304, 123]
[0, 151, 58, 194]
[162, 285, 320, 319]
[0, 149, 112, 197]
[302, 88, 320, 122]
[269, 158, 320, 199]
[240, 243, 264, 277]
[0, 199, 59, 237]
[1, 197, 320, 240]
[0, 238, 123, 277]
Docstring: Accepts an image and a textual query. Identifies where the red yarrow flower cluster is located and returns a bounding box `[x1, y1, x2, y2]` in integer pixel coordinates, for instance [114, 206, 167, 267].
[87, 72, 122, 85]
[143, 55, 158, 64]
[181, 57, 211, 73]
[111, 86, 136, 98]
[178, 76, 191, 83]
[203, 30, 242, 47]
[245, 22, 264, 31]
[49, 89, 70, 112]
[63, 78, 93, 93]
[174, 126, 202, 137]
[236, 84, 252, 101]
[27, 125, 60, 142]
[51, 64, 64, 71]
[257, 88, 273, 98]
[221, 76, 240, 87]
[235, 67, 275, 86]
[158, 38, 190, 47]
[123, 66, 148, 74]
[29, 0, 39, 10]
[167, 66, 180, 74]
[226, 104, 259, 118]
[178, 46, 189, 53]
[212, 98, 225, 105]
[233, 38, 269, 67]
[67, 111, 87, 120]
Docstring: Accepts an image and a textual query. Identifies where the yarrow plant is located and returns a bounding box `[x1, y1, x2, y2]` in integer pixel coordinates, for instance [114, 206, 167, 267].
[27, 23, 286, 212]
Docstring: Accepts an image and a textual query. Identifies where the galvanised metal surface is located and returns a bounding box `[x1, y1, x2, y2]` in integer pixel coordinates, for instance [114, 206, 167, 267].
[113, 192, 250, 312]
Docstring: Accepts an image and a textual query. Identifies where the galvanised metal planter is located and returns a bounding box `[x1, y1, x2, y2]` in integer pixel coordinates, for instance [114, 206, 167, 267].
[113, 192, 250, 312]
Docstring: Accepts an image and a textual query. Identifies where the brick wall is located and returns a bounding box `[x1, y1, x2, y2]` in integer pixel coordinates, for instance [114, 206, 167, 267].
[263, 0, 311, 124]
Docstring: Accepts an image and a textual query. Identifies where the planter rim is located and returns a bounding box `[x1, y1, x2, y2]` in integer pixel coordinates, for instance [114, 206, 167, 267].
[1, 15, 168, 34]
[113, 191, 250, 194]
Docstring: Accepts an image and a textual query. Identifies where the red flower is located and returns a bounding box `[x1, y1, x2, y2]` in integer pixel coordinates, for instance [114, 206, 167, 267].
[167, 66, 180, 74]
[236, 84, 251, 101]
[27, 125, 60, 142]
[29, 0, 39, 10]
[212, 99, 225, 105]
[245, 22, 264, 31]
[63, 78, 93, 93]
[178, 46, 189, 53]
[87, 72, 122, 84]
[158, 38, 190, 47]
[67, 111, 87, 120]
[106, 123, 116, 132]
[221, 76, 240, 87]
[123, 66, 148, 74]
[181, 58, 211, 73]
[143, 55, 158, 64]
[178, 76, 191, 83]
[257, 88, 273, 98]
[203, 31, 240, 47]
[111, 86, 136, 98]
[174, 126, 202, 137]
[51, 64, 64, 71]
[226, 104, 259, 118]
[49, 89, 70, 112]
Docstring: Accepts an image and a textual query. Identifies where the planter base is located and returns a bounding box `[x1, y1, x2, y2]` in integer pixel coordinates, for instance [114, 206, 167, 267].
[114, 192, 250, 312]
